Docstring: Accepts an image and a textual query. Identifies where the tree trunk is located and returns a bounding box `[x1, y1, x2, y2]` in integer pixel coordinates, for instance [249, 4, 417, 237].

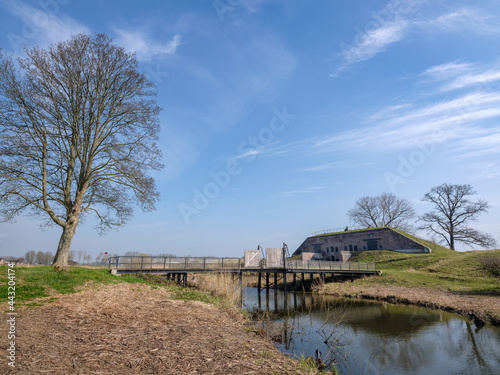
[52, 224, 77, 271]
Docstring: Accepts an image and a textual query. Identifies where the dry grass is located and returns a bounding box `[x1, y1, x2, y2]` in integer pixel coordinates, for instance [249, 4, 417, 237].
[0, 283, 317, 374]
[190, 273, 244, 307]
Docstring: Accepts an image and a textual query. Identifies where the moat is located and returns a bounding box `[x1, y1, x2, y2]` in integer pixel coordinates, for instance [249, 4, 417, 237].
[242, 287, 500, 375]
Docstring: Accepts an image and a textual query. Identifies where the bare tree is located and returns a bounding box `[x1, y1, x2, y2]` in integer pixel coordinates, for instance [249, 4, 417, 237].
[418, 183, 497, 250]
[77, 249, 85, 264]
[0, 34, 163, 270]
[24, 250, 36, 264]
[36, 250, 46, 265]
[95, 251, 104, 264]
[45, 251, 54, 264]
[347, 193, 416, 231]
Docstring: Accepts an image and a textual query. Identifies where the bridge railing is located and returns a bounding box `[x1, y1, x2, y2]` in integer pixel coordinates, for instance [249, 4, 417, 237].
[108, 256, 243, 271]
[286, 259, 376, 271]
[108, 256, 376, 272]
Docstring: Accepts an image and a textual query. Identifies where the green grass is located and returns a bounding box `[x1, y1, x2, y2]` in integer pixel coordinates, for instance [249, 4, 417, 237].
[0, 266, 228, 307]
[350, 248, 500, 295]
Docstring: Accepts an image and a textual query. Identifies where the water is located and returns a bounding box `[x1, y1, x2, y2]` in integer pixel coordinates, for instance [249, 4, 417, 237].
[242, 287, 500, 375]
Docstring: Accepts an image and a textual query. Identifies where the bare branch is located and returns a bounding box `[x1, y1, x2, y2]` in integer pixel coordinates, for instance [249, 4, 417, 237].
[418, 183, 497, 250]
[0, 34, 164, 268]
[347, 193, 416, 231]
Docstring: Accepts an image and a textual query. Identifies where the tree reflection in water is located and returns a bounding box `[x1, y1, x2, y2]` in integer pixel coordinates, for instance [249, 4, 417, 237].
[243, 287, 500, 375]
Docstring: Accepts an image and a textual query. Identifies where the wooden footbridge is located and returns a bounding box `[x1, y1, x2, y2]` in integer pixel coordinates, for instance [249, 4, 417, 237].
[107, 245, 377, 292]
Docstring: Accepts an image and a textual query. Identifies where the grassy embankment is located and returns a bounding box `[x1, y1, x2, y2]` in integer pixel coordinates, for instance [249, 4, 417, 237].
[314, 230, 500, 324]
[349, 232, 499, 295]
[0, 266, 223, 307]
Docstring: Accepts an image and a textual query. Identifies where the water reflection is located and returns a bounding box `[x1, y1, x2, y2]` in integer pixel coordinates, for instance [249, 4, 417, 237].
[243, 288, 500, 375]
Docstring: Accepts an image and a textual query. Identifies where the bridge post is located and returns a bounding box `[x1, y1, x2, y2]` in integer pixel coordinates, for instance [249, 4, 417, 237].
[266, 273, 270, 293]
[257, 272, 262, 291]
[274, 273, 277, 290]
[183, 273, 187, 287]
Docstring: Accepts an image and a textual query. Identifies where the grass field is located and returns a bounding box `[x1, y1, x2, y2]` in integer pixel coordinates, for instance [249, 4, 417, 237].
[0, 266, 227, 307]
[349, 246, 500, 295]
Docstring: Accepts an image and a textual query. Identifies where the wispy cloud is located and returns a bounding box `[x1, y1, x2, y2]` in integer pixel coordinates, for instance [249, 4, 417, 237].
[418, 8, 500, 35]
[302, 162, 341, 173]
[455, 130, 500, 158]
[470, 162, 500, 180]
[275, 186, 327, 198]
[113, 28, 182, 61]
[422, 61, 500, 92]
[334, 20, 409, 76]
[3, 1, 89, 53]
[334, 4, 500, 75]
[309, 89, 500, 157]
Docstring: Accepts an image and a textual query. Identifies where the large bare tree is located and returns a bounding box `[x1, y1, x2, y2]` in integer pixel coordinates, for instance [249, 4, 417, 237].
[347, 192, 416, 232]
[0, 34, 163, 270]
[418, 183, 497, 250]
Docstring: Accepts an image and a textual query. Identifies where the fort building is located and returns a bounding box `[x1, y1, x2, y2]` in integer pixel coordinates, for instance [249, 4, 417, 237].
[293, 227, 430, 262]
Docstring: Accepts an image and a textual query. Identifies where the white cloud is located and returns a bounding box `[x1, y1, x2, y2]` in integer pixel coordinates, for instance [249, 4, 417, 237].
[4, 1, 89, 53]
[420, 60, 500, 92]
[302, 162, 341, 173]
[113, 28, 182, 61]
[275, 186, 327, 198]
[334, 5, 500, 75]
[312, 91, 500, 154]
[334, 20, 409, 75]
[419, 8, 500, 35]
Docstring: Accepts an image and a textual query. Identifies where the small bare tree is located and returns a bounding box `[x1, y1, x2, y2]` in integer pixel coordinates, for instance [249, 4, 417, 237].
[347, 193, 416, 231]
[419, 183, 497, 250]
[77, 249, 85, 264]
[0, 34, 163, 270]
[24, 250, 36, 264]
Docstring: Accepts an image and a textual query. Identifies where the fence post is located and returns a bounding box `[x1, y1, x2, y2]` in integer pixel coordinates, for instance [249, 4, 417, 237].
[163, 257, 166, 270]
[185, 257, 188, 269]
[203, 258, 206, 270]
[140, 257, 144, 270]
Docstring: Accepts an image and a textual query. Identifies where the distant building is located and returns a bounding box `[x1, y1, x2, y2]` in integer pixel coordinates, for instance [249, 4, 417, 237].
[293, 227, 430, 262]
[0, 256, 24, 265]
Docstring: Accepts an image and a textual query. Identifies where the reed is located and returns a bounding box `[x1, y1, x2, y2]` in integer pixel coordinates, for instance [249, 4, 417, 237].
[190, 272, 242, 306]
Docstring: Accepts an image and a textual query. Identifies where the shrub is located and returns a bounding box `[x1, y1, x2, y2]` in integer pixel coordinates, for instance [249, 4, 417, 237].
[478, 254, 500, 277]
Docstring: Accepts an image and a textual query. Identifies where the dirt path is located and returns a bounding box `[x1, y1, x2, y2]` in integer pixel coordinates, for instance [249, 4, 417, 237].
[317, 282, 500, 325]
[1, 283, 314, 374]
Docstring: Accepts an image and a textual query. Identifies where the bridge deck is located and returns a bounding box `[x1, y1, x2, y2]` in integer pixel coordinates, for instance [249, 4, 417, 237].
[108, 256, 377, 275]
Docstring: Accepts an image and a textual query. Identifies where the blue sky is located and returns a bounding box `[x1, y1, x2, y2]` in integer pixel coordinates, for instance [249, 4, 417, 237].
[1, 0, 500, 258]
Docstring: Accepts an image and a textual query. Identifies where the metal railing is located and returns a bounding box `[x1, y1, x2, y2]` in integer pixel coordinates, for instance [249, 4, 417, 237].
[108, 256, 243, 271]
[108, 256, 376, 272]
[313, 226, 364, 236]
[287, 259, 376, 271]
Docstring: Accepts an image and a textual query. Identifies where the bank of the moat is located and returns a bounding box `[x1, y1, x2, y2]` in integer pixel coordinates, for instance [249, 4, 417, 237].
[0, 283, 319, 374]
